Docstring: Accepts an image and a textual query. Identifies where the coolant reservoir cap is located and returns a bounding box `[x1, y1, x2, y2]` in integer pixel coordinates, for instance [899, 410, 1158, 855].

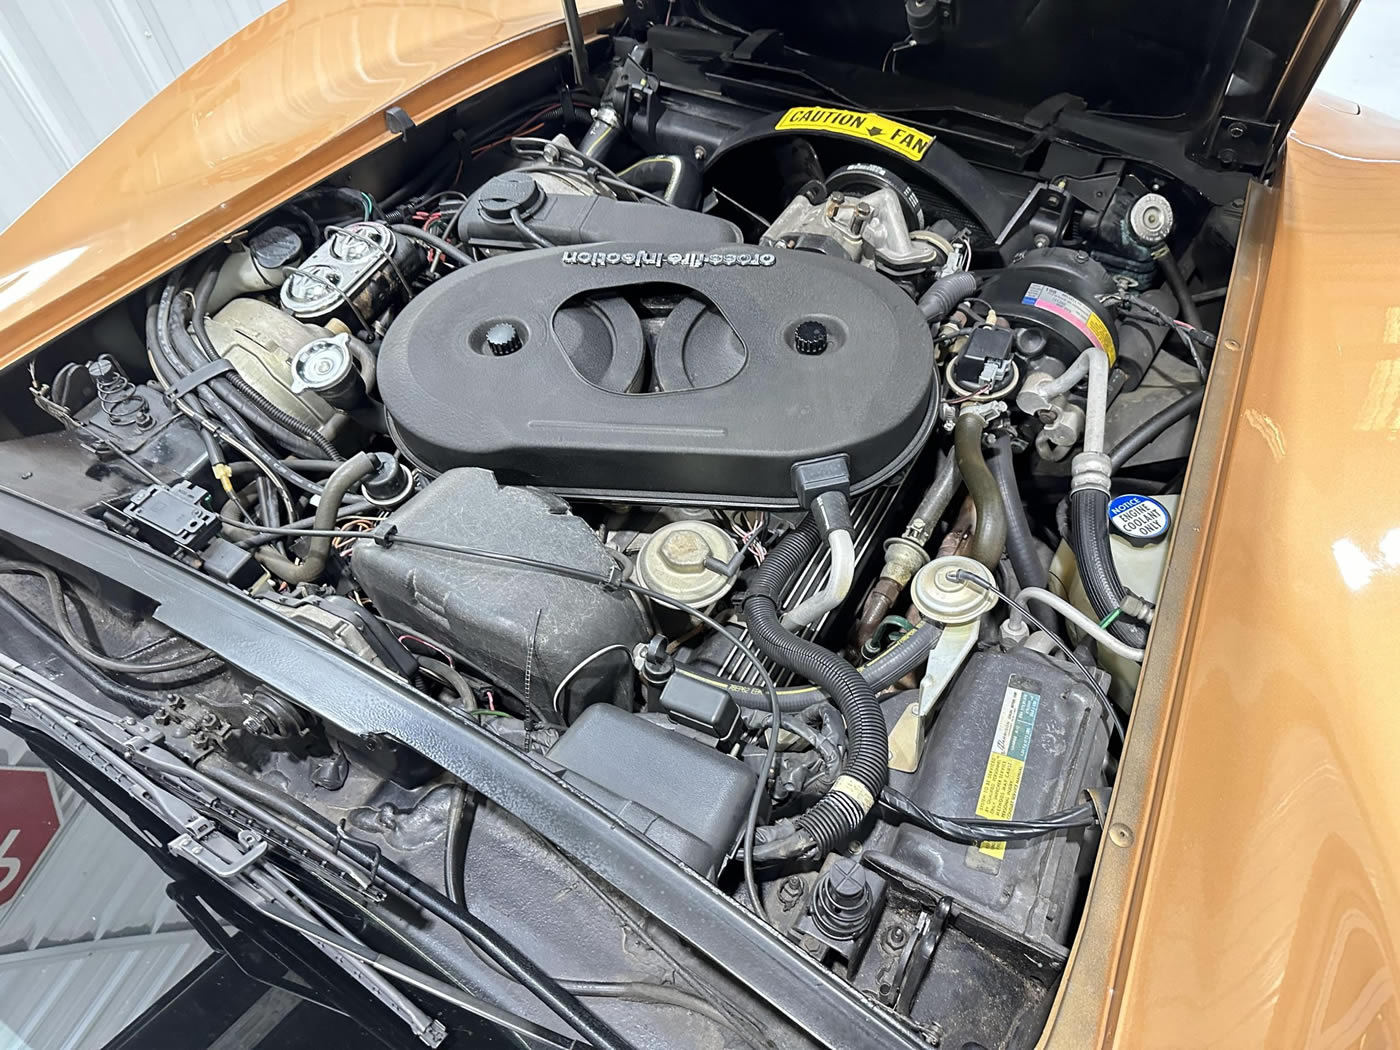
[1108, 494, 1171, 546]
[910, 556, 997, 625]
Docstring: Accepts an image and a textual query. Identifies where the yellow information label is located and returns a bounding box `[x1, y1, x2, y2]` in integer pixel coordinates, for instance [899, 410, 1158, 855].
[972, 675, 1042, 861]
[774, 106, 934, 162]
[974, 754, 1025, 860]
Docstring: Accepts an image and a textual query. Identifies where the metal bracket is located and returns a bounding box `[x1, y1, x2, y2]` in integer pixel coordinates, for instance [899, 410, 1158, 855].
[1207, 116, 1276, 170]
[169, 815, 268, 878]
[891, 900, 953, 1014]
[887, 620, 979, 773]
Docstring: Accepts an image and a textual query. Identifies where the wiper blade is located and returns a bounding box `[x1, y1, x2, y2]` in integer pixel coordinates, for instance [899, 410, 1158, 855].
[0, 655, 627, 1050]
[256, 899, 584, 1050]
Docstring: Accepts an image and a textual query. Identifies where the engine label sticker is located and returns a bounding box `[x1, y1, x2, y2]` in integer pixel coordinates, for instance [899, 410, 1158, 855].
[1108, 494, 1171, 543]
[774, 106, 935, 161]
[1021, 282, 1118, 364]
[973, 675, 1042, 861]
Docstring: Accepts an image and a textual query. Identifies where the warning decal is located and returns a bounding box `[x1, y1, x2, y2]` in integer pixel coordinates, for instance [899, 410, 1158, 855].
[1021, 282, 1118, 364]
[774, 107, 935, 161]
[973, 675, 1042, 860]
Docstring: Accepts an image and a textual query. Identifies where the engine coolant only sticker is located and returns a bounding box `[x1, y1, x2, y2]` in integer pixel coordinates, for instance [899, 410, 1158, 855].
[1021, 283, 1118, 364]
[973, 675, 1042, 861]
[1108, 494, 1171, 543]
[774, 106, 935, 161]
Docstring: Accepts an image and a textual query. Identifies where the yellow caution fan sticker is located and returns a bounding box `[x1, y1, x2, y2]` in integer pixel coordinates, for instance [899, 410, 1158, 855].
[972, 675, 1042, 861]
[774, 106, 935, 162]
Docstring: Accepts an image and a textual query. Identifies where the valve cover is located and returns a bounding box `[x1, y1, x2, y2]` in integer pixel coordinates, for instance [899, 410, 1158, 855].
[377, 243, 938, 507]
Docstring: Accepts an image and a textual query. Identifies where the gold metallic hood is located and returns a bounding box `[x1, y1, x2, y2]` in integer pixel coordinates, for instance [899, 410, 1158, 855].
[0, 0, 618, 371]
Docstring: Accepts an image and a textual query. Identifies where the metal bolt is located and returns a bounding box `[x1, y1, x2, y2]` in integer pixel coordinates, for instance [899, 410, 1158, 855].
[1228, 122, 1246, 139]
[1219, 148, 1238, 166]
[1032, 234, 1050, 249]
[1108, 823, 1134, 847]
[799, 934, 824, 956]
[778, 876, 804, 908]
[883, 924, 909, 950]
[19, 471, 31, 480]
[693, 144, 707, 162]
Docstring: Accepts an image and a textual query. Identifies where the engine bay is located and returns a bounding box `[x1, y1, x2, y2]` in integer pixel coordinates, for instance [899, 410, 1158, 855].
[0, 14, 1242, 1049]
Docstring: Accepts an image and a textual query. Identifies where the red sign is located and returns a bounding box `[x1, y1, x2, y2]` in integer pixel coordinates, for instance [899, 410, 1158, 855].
[0, 767, 62, 907]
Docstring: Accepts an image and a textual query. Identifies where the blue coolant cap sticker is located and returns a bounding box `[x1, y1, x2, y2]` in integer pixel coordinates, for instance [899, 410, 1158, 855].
[1107, 494, 1171, 545]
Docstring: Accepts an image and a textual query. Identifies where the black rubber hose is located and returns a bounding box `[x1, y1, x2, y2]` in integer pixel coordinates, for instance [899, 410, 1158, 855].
[917, 271, 979, 322]
[0, 587, 163, 715]
[616, 155, 703, 209]
[0, 562, 213, 674]
[197, 760, 633, 1050]
[988, 434, 1045, 590]
[177, 287, 319, 461]
[380, 146, 460, 212]
[254, 453, 377, 584]
[1070, 489, 1148, 648]
[158, 287, 324, 496]
[190, 268, 343, 461]
[674, 620, 938, 713]
[388, 224, 473, 268]
[953, 412, 1007, 569]
[578, 110, 620, 161]
[1109, 387, 1205, 472]
[1156, 249, 1204, 331]
[743, 520, 888, 861]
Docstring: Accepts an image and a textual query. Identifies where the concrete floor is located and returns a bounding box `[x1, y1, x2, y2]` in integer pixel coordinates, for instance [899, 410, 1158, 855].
[1316, 2, 1400, 118]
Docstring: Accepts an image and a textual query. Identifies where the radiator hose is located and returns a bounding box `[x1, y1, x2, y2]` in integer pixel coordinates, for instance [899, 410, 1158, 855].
[1070, 489, 1148, 647]
[254, 453, 378, 584]
[988, 433, 1045, 590]
[675, 620, 939, 713]
[744, 519, 888, 863]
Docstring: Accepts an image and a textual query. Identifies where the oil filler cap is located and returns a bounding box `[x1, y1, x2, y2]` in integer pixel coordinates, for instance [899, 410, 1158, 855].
[1107, 494, 1171, 546]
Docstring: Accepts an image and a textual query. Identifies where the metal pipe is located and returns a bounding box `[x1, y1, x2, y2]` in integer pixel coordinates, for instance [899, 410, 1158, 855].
[560, 0, 588, 86]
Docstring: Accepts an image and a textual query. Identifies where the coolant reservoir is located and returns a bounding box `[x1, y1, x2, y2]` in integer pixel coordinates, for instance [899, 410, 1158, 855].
[1049, 493, 1177, 702]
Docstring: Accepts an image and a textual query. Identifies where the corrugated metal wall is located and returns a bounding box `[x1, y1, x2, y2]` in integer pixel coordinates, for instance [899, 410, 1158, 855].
[0, 0, 282, 232]
[0, 728, 211, 1050]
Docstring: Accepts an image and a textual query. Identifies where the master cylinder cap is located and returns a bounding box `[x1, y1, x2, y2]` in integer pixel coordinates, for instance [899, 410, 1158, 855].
[910, 555, 997, 625]
[635, 521, 738, 608]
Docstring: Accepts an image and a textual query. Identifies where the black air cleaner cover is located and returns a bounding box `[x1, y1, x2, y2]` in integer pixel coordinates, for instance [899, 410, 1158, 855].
[377, 244, 938, 507]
